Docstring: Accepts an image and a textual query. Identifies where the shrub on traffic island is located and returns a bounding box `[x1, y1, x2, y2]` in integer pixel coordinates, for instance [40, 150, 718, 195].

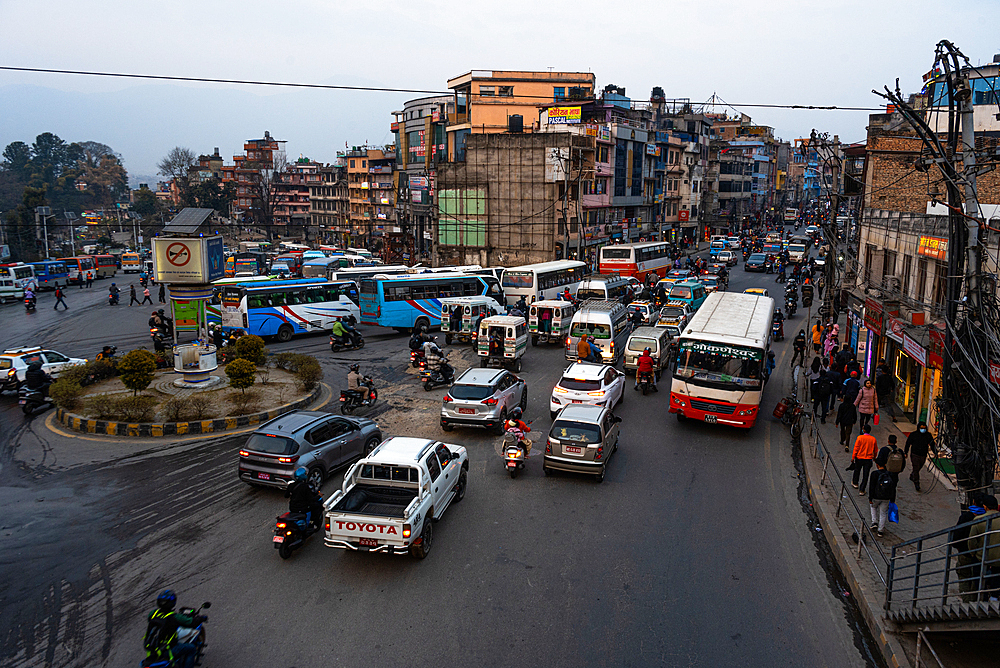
[162, 396, 193, 422]
[294, 357, 323, 391]
[225, 358, 257, 393]
[226, 389, 260, 415]
[118, 349, 157, 395]
[234, 334, 266, 366]
[113, 395, 157, 422]
[49, 377, 84, 410]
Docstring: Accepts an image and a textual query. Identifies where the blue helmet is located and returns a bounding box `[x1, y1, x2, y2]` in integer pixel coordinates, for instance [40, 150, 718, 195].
[293, 467, 308, 482]
[156, 590, 177, 611]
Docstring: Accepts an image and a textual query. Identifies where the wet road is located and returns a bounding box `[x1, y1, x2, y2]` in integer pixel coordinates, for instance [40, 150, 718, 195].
[0, 262, 883, 667]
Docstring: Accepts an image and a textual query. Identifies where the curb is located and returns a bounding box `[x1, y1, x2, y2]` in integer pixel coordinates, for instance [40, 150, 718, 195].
[800, 433, 912, 668]
[55, 383, 325, 437]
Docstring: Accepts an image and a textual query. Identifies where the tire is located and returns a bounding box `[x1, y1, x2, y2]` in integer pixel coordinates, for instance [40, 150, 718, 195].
[363, 436, 380, 457]
[642, 384, 648, 396]
[276, 325, 293, 343]
[519, 387, 528, 411]
[22, 403, 33, 415]
[543, 466, 552, 476]
[369, 387, 378, 404]
[307, 466, 324, 489]
[356, 338, 365, 350]
[409, 522, 432, 559]
[550, 410, 557, 420]
[445, 333, 453, 345]
[595, 466, 606, 483]
[791, 420, 803, 439]
[413, 317, 430, 334]
[494, 409, 508, 435]
[423, 381, 432, 391]
[453, 469, 467, 502]
[509, 467, 518, 479]
[514, 358, 522, 373]
[341, 404, 352, 415]
[278, 543, 293, 559]
[676, 412, 687, 423]
[441, 422, 454, 432]
[531, 335, 538, 347]
[480, 358, 488, 368]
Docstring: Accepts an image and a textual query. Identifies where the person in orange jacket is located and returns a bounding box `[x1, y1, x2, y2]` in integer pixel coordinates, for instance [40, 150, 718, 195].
[851, 424, 878, 495]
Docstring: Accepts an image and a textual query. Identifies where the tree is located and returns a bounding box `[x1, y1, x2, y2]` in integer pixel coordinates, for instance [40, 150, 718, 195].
[117, 349, 157, 395]
[157, 147, 195, 180]
[5, 187, 48, 261]
[233, 334, 266, 365]
[244, 151, 287, 232]
[133, 188, 159, 217]
[2, 141, 32, 179]
[225, 358, 257, 394]
[189, 178, 235, 216]
[81, 154, 128, 209]
[30, 133, 79, 185]
[77, 141, 119, 167]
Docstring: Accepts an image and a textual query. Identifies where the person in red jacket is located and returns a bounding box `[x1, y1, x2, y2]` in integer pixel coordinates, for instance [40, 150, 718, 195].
[635, 348, 658, 391]
[852, 424, 878, 495]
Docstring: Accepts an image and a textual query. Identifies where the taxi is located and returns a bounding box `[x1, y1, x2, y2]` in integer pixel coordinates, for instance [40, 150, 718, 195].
[1, 347, 87, 391]
[655, 302, 693, 329]
[743, 287, 770, 298]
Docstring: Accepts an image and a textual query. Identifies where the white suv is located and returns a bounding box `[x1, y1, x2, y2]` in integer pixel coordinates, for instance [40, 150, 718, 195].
[549, 362, 625, 419]
[441, 368, 527, 434]
[1, 347, 87, 392]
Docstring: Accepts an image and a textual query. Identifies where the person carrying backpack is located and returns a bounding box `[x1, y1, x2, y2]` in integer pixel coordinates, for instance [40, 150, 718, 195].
[835, 395, 858, 451]
[143, 590, 200, 668]
[868, 447, 899, 537]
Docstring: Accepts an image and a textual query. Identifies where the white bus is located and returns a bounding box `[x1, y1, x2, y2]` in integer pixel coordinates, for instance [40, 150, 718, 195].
[0, 262, 37, 292]
[669, 291, 774, 429]
[500, 260, 586, 306]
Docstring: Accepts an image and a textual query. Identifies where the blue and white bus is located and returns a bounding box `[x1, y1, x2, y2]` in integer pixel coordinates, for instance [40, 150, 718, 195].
[28, 260, 70, 290]
[220, 279, 360, 342]
[360, 273, 504, 332]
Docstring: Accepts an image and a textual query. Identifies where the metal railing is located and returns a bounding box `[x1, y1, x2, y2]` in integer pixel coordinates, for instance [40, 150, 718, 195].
[885, 513, 1000, 614]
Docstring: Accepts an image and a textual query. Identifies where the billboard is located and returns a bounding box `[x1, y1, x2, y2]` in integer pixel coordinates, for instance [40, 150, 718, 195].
[917, 235, 948, 260]
[153, 237, 225, 284]
[548, 106, 582, 124]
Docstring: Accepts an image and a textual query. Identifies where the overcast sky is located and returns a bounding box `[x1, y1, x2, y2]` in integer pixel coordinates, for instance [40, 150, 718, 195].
[1, 0, 997, 181]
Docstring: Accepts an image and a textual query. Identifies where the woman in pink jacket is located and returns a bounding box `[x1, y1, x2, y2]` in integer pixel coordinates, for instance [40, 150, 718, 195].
[823, 324, 840, 358]
[854, 378, 879, 430]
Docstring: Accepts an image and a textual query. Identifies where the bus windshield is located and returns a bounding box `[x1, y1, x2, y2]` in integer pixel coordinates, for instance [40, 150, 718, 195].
[675, 340, 763, 390]
[502, 271, 533, 289]
[601, 248, 632, 259]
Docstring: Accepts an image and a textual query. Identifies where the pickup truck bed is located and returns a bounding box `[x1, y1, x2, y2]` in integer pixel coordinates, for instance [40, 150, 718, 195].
[330, 484, 417, 518]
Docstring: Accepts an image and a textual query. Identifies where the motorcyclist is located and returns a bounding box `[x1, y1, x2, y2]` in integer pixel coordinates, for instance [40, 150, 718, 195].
[635, 347, 658, 391]
[629, 308, 645, 328]
[143, 590, 199, 668]
[423, 337, 452, 378]
[504, 408, 532, 456]
[285, 467, 324, 529]
[331, 318, 349, 345]
[24, 361, 52, 397]
[347, 363, 370, 402]
[583, 335, 603, 363]
[408, 327, 428, 352]
[772, 309, 784, 338]
[108, 283, 120, 305]
[157, 309, 174, 336]
[95, 346, 115, 362]
[343, 314, 361, 346]
[148, 310, 162, 330]
[507, 406, 530, 434]
[515, 295, 528, 315]
[23, 287, 36, 307]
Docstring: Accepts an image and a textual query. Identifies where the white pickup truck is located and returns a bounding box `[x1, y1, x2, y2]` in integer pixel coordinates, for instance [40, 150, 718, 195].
[323, 436, 468, 558]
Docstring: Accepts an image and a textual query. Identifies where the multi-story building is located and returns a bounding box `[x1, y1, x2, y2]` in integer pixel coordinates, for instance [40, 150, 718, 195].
[713, 139, 753, 226]
[273, 159, 319, 239]
[714, 117, 779, 221]
[309, 164, 349, 245]
[221, 131, 286, 230]
[337, 147, 395, 252]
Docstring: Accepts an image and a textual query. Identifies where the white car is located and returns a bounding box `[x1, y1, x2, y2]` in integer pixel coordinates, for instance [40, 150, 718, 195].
[550, 362, 625, 419]
[1, 346, 87, 391]
[625, 276, 643, 297]
[726, 236, 741, 249]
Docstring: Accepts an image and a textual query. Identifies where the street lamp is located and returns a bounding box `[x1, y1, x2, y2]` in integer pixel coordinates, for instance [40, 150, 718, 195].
[34, 206, 55, 259]
[64, 211, 78, 256]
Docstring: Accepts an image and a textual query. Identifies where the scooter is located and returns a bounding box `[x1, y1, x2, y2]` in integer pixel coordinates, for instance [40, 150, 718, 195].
[140, 602, 211, 667]
[420, 355, 455, 391]
[772, 319, 784, 341]
[273, 510, 321, 559]
[330, 330, 365, 352]
[24, 296, 36, 312]
[150, 327, 168, 352]
[501, 428, 532, 479]
[785, 297, 797, 317]
[636, 370, 657, 395]
[340, 377, 378, 414]
[409, 348, 425, 369]
[18, 386, 53, 416]
[108, 292, 120, 306]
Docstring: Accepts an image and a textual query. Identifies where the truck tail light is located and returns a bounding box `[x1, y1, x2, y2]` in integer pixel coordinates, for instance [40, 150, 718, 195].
[402, 524, 411, 539]
[325, 520, 330, 532]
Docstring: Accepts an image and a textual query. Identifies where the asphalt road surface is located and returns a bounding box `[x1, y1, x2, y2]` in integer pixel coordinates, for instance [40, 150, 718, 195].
[0, 254, 885, 667]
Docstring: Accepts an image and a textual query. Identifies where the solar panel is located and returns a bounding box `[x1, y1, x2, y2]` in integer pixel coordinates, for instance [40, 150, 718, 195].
[162, 208, 214, 235]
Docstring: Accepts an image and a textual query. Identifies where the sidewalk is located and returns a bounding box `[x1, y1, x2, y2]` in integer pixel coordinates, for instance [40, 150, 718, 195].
[795, 353, 963, 668]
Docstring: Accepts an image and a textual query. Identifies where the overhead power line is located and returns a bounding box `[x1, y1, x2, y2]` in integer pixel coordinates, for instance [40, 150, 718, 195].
[0, 65, 884, 111]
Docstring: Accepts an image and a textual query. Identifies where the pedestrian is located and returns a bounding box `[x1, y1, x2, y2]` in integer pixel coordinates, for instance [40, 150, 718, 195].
[53, 285, 68, 310]
[812, 369, 834, 423]
[129, 284, 140, 306]
[805, 357, 822, 400]
[817, 274, 825, 299]
[868, 447, 899, 537]
[834, 400, 858, 452]
[966, 495, 1000, 598]
[811, 319, 823, 355]
[951, 493, 989, 602]
[823, 324, 839, 358]
[875, 360, 897, 423]
[141, 286, 153, 305]
[852, 424, 878, 495]
[158, 283, 166, 304]
[904, 421, 937, 492]
[85, 272, 93, 289]
[854, 378, 879, 430]
[790, 330, 807, 368]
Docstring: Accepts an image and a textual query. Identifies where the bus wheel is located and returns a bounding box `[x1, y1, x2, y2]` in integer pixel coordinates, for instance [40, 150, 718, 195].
[276, 325, 293, 343]
[413, 317, 430, 334]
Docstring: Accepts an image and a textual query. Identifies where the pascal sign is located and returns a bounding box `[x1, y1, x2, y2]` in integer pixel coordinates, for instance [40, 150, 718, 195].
[152, 237, 225, 284]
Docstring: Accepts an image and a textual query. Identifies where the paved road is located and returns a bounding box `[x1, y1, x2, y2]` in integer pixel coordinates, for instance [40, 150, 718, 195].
[0, 255, 884, 667]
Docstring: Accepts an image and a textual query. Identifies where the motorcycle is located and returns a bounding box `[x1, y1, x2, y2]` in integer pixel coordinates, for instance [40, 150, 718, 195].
[637, 370, 656, 395]
[150, 327, 168, 352]
[24, 296, 37, 311]
[273, 509, 321, 559]
[500, 428, 532, 479]
[409, 348, 425, 369]
[420, 355, 455, 391]
[140, 602, 211, 668]
[785, 297, 797, 317]
[772, 319, 784, 341]
[19, 386, 53, 416]
[340, 377, 378, 414]
[777, 395, 806, 437]
[108, 292, 120, 306]
[330, 330, 365, 352]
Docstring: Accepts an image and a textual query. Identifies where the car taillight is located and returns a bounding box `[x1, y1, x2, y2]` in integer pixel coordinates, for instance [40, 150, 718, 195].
[553, 386, 569, 394]
[239, 450, 249, 457]
[545, 441, 552, 454]
[587, 390, 606, 397]
[483, 397, 498, 405]
[403, 524, 411, 539]
[443, 395, 453, 402]
[325, 520, 330, 532]
[277, 456, 299, 464]
[596, 446, 604, 460]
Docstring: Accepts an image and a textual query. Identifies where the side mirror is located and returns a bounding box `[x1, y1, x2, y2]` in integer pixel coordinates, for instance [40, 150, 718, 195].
[612, 416, 623, 424]
[202, 601, 212, 609]
[451, 451, 460, 460]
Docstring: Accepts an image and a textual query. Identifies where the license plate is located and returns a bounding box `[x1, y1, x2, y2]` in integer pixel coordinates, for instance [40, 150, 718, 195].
[564, 446, 582, 454]
[18, 400, 26, 405]
[458, 407, 475, 414]
[359, 537, 378, 547]
[272, 535, 284, 543]
[704, 414, 718, 423]
[571, 400, 583, 404]
[507, 462, 517, 468]
[257, 472, 271, 480]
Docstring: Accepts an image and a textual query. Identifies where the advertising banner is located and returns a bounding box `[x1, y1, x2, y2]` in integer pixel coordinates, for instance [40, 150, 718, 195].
[917, 235, 948, 260]
[548, 106, 582, 124]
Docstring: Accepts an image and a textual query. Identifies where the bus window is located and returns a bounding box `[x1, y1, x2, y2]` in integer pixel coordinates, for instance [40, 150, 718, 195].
[344, 285, 359, 304]
[248, 293, 266, 309]
[269, 292, 286, 307]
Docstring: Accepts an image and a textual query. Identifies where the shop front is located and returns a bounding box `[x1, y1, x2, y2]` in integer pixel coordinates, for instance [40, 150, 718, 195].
[882, 319, 938, 426]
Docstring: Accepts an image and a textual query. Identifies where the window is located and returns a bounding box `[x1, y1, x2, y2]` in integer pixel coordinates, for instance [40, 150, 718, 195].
[350, 160, 355, 168]
[479, 86, 495, 97]
[916, 258, 928, 302]
[597, 145, 609, 163]
[553, 87, 566, 101]
[435, 444, 453, 469]
[305, 423, 333, 445]
[44, 351, 69, 363]
[499, 86, 513, 97]
[933, 261, 947, 306]
[425, 453, 441, 482]
[362, 160, 367, 168]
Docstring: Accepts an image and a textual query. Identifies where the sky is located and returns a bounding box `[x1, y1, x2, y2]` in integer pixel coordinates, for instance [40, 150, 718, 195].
[1, 0, 997, 182]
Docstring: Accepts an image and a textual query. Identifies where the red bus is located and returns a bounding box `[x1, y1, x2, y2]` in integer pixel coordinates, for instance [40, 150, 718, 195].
[598, 242, 673, 282]
[63, 256, 97, 284]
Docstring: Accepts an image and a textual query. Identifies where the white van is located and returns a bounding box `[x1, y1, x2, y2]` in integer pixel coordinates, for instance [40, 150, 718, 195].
[565, 300, 631, 364]
[575, 274, 631, 305]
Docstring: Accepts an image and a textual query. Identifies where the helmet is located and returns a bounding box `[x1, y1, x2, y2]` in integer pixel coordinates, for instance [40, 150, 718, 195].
[156, 590, 177, 611]
[511, 407, 523, 420]
[851, 371, 858, 378]
[28, 361, 43, 372]
[420, 325, 428, 333]
[158, 309, 165, 315]
[293, 467, 308, 482]
[644, 347, 651, 354]
[349, 364, 360, 373]
[506, 419, 518, 429]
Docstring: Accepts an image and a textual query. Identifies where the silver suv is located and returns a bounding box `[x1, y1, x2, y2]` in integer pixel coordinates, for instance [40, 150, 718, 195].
[544, 404, 621, 483]
[441, 368, 527, 434]
[238, 411, 383, 489]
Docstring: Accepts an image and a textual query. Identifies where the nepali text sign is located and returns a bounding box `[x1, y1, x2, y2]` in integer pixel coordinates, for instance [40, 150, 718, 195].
[679, 340, 763, 360]
[887, 316, 906, 343]
[863, 297, 883, 335]
[917, 235, 948, 261]
[548, 106, 582, 124]
[903, 334, 927, 365]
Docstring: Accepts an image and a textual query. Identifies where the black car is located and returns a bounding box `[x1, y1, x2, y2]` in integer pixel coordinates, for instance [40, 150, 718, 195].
[745, 253, 767, 272]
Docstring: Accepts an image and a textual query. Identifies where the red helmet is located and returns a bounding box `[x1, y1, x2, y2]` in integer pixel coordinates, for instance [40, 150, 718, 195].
[850, 371, 858, 378]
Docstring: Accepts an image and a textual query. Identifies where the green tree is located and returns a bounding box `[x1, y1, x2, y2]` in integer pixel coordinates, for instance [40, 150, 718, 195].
[133, 188, 159, 217]
[2, 141, 32, 179]
[5, 187, 47, 261]
[225, 358, 257, 393]
[189, 179, 235, 216]
[233, 334, 266, 365]
[117, 349, 157, 395]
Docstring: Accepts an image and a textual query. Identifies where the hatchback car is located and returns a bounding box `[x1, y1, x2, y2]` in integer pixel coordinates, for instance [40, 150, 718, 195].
[441, 367, 527, 433]
[1, 346, 87, 392]
[549, 362, 625, 419]
[726, 236, 741, 249]
[238, 411, 383, 489]
[544, 404, 621, 483]
[717, 250, 738, 267]
[744, 253, 767, 272]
